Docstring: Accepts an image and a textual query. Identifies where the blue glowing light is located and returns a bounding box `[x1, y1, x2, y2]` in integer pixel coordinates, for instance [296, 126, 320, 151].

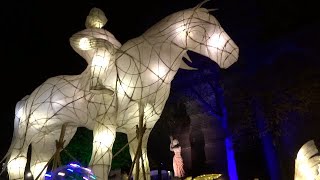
[45, 163, 97, 180]
[225, 138, 238, 180]
[69, 163, 81, 167]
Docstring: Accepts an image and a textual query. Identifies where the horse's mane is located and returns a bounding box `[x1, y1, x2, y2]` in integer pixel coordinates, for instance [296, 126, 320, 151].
[143, 1, 216, 37]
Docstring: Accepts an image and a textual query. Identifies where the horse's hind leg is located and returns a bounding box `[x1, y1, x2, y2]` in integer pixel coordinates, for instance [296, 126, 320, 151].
[30, 126, 77, 179]
[6, 96, 30, 180]
[7, 137, 30, 180]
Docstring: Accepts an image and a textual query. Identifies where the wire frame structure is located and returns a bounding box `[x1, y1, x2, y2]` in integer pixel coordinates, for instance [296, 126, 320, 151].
[2, 1, 239, 180]
[295, 140, 320, 180]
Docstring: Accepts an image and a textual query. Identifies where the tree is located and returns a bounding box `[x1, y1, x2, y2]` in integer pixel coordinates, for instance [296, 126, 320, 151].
[61, 128, 131, 171]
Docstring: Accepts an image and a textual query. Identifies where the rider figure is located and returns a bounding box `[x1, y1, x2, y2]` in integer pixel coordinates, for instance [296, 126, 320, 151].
[69, 8, 120, 94]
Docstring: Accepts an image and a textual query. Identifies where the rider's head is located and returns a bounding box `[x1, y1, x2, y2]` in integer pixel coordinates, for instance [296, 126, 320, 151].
[85, 7, 108, 29]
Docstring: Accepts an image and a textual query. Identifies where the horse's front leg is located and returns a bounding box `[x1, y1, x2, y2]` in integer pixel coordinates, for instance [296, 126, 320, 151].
[89, 123, 116, 180]
[127, 128, 152, 180]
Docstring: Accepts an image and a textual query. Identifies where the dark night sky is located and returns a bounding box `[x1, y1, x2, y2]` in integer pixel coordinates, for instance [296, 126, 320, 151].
[1, 0, 319, 177]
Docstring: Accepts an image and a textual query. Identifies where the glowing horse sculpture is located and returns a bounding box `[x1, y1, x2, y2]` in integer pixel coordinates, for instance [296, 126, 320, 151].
[295, 140, 320, 180]
[3, 2, 239, 180]
[108, 4, 239, 179]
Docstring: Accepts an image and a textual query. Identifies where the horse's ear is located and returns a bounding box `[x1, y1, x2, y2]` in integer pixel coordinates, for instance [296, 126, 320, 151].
[207, 8, 218, 12]
[193, 0, 211, 10]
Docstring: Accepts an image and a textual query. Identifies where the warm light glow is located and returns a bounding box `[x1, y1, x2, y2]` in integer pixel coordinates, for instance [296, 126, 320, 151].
[156, 65, 167, 78]
[117, 82, 129, 95]
[89, 18, 104, 29]
[7, 155, 27, 180]
[16, 107, 24, 118]
[91, 52, 110, 85]
[92, 54, 109, 68]
[208, 33, 225, 48]
[79, 37, 92, 50]
[175, 24, 187, 34]
[151, 64, 168, 80]
[299, 163, 313, 179]
[295, 140, 320, 180]
[94, 130, 115, 147]
[30, 162, 47, 179]
[175, 24, 188, 41]
[26, 172, 32, 177]
[85, 8, 107, 29]
[193, 174, 222, 180]
[7, 157, 27, 172]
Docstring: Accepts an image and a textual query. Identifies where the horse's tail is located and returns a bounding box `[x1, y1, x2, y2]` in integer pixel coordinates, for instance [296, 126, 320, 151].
[0, 95, 29, 174]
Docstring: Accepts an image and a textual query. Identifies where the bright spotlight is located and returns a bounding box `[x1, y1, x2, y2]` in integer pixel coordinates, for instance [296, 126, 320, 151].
[26, 172, 32, 177]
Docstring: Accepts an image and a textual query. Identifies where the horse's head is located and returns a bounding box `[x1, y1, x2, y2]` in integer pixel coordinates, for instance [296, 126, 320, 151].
[143, 3, 238, 69]
[182, 7, 239, 69]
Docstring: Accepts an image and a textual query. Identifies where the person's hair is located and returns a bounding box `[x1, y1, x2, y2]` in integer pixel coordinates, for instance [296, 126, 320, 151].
[172, 143, 180, 148]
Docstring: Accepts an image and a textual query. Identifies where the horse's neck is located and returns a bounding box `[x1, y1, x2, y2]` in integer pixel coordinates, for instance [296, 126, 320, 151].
[121, 36, 186, 75]
[144, 13, 192, 46]
[142, 34, 187, 70]
[113, 37, 186, 105]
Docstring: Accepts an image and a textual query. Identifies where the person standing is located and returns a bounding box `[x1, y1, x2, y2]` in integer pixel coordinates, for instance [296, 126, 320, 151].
[170, 136, 185, 178]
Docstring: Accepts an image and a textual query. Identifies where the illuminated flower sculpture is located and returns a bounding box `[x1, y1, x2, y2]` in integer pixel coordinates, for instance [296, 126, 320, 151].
[295, 140, 320, 180]
[3, 1, 239, 180]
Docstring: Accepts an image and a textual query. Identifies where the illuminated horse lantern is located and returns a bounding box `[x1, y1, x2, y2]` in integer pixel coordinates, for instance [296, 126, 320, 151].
[4, 3, 239, 180]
